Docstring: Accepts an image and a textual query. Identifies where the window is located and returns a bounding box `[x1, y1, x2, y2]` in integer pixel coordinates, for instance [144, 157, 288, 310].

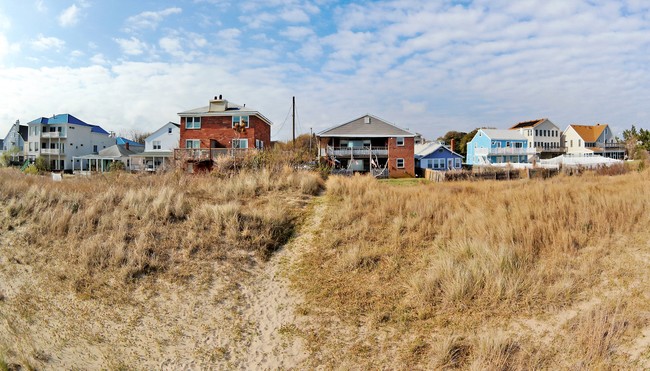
[514, 142, 523, 148]
[185, 117, 201, 129]
[168, 127, 173, 134]
[396, 158, 405, 168]
[232, 139, 248, 149]
[455, 158, 461, 168]
[93, 145, 98, 153]
[186, 139, 200, 148]
[506, 141, 511, 147]
[535, 130, 539, 136]
[232, 116, 249, 128]
[578, 139, 582, 146]
[427, 160, 433, 169]
[396, 137, 404, 146]
[255, 139, 264, 149]
[153, 141, 161, 150]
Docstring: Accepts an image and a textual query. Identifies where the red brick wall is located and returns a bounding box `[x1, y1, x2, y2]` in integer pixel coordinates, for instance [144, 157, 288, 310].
[179, 115, 271, 149]
[388, 137, 415, 178]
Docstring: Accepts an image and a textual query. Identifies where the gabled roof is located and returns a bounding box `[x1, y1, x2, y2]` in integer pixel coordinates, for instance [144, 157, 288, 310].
[98, 144, 144, 157]
[18, 125, 28, 141]
[145, 122, 180, 141]
[567, 124, 608, 142]
[509, 118, 547, 130]
[27, 114, 110, 136]
[116, 137, 145, 147]
[318, 114, 415, 138]
[481, 129, 527, 141]
[178, 102, 273, 126]
[414, 142, 463, 159]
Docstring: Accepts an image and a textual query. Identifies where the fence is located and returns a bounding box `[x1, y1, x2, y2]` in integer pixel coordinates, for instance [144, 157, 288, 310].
[424, 168, 560, 182]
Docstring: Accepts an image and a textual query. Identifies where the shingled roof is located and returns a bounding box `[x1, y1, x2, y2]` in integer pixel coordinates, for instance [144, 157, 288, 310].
[568, 124, 608, 142]
[509, 118, 547, 130]
[318, 114, 415, 138]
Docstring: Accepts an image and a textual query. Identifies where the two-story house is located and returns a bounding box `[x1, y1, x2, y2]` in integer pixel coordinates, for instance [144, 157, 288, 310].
[175, 95, 272, 172]
[26, 114, 114, 171]
[509, 118, 564, 159]
[2, 120, 28, 164]
[564, 124, 624, 159]
[317, 114, 416, 178]
[466, 129, 535, 165]
[130, 122, 180, 171]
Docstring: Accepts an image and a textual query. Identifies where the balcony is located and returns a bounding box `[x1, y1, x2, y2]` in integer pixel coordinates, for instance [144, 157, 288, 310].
[598, 142, 625, 150]
[326, 146, 389, 157]
[41, 148, 63, 155]
[538, 147, 566, 153]
[174, 148, 253, 162]
[41, 131, 66, 138]
[475, 147, 537, 156]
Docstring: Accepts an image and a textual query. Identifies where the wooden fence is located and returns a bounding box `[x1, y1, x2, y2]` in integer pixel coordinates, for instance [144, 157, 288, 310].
[423, 168, 559, 182]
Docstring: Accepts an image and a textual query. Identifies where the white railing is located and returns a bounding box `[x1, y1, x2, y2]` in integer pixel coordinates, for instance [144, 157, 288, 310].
[475, 147, 537, 156]
[326, 146, 389, 157]
[41, 148, 63, 155]
[41, 131, 66, 138]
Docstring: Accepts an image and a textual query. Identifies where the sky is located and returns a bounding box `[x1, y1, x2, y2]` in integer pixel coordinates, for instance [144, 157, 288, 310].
[1, 0, 650, 141]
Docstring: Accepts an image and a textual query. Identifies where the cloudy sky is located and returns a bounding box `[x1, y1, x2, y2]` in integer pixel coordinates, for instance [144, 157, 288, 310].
[1, 0, 649, 140]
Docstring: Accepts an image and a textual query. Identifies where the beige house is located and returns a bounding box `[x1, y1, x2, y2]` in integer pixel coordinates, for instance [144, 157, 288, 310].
[509, 118, 564, 159]
[563, 124, 625, 159]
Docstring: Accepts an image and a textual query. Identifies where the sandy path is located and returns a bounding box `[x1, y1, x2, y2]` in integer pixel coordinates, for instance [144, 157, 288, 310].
[238, 199, 325, 369]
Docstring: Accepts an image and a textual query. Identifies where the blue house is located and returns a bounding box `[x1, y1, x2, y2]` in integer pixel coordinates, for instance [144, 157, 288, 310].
[415, 142, 463, 171]
[466, 129, 534, 165]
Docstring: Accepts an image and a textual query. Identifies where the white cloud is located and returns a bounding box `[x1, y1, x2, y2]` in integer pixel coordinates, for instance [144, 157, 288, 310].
[31, 34, 65, 51]
[159, 37, 182, 56]
[114, 37, 148, 56]
[90, 53, 107, 65]
[70, 50, 83, 57]
[124, 7, 182, 32]
[280, 26, 314, 41]
[35, 0, 47, 13]
[58, 4, 80, 27]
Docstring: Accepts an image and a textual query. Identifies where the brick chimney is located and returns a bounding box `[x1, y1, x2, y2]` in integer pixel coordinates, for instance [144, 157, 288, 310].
[209, 95, 228, 112]
[450, 138, 455, 152]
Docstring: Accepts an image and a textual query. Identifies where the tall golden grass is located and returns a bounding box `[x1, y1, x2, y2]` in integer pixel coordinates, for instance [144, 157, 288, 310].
[0, 167, 323, 298]
[294, 171, 650, 368]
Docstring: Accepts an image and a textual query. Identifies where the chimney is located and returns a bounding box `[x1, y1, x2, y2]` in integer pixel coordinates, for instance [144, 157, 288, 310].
[450, 138, 455, 152]
[209, 95, 228, 112]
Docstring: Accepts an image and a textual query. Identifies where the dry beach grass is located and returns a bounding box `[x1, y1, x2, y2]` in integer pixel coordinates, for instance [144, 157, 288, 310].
[0, 166, 649, 369]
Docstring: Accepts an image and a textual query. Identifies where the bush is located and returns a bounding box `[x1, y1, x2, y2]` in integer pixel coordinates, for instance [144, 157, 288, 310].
[34, 156, 50, 172]
[109, 161, 125, 172]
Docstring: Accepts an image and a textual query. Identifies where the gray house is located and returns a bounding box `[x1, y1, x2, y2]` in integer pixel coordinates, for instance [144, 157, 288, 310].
[2, 120, 28, 163]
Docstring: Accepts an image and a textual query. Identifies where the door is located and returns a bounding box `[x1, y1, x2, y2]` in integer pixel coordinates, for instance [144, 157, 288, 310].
[447, 158, 454, 169]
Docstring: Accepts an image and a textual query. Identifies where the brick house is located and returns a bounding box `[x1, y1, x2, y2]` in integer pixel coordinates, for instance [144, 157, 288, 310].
[175, 96, 272, 172]
[317, 114, 416, 178]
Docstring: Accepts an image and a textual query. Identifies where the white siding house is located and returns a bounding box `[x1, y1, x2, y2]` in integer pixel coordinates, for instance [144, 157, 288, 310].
[2, 120, 28, 163]
[26, 114, 115, 171]
[130, 122, 180, 171]
[509, 118, 564, 159]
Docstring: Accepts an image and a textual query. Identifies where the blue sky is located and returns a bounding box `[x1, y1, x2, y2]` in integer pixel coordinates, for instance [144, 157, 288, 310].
[1, 0, 650, 140]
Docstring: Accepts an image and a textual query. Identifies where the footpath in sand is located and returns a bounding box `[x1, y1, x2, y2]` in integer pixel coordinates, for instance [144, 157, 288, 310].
[0, 198, 326, 369]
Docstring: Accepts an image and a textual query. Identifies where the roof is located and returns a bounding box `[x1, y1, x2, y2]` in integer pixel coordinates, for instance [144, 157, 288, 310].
[318, 114, 416, 138]
[18, 125, 28, 141]
[178, 101, 273, 126]
[568, 124, 608, 142]
[27, 114, 110, 136]
[414, 142, 463, 159]
[116, 137, 145, 147]
[98, 144, 144, 158]
[509, 118, 547, 130]
[480, 129, 527, 141]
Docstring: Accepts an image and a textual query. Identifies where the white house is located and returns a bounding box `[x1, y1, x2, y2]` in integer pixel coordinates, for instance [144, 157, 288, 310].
[74, 143, 144, 173]
[26, 114, 115, 171]
[129, 122, 180, 171]
[2, 120, 28, 163]
[563, 124, 625, 159]
[509, 118, 564, 159]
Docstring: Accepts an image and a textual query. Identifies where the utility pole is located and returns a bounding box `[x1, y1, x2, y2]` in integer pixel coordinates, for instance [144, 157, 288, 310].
[309, 127, 312, 159]
[292, 96, 296, 148]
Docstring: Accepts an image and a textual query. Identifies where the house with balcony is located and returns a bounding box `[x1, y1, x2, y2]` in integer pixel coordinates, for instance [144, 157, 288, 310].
[2, 120, 28, 164]
[26, 114, 114, 171]
[564, 124, 625, 159]
[174, 95, 272, 172]
[130, 122, 180, 172]
[415, 142, 463, 172]
[317, 114, 416, 178]
[509, 118, 564, 159]
[466, 129, 535, 166]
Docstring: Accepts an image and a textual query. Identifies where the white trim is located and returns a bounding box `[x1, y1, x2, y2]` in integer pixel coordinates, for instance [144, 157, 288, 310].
[396, 158, 405, 168]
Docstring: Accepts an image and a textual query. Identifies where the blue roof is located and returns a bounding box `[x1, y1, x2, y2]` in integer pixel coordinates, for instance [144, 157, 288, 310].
[27, 114, 110, 136]
[116, 137, 144, 146]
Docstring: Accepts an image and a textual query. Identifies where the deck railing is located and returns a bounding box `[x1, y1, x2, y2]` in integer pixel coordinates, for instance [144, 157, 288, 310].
[41, 148, 63, 155]
[475, 147, 537, 156]
[174, 148, 253, 161]
[41, 131, 66, 138]
[326, 146, 389, 157]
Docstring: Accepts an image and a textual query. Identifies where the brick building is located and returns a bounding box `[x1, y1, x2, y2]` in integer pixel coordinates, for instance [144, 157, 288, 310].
[175, 95, 272, 172]
[317, 114, 416, 178]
